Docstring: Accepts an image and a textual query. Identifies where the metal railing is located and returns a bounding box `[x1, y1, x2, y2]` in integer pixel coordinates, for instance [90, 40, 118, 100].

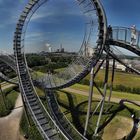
[112, 26, 140, 49]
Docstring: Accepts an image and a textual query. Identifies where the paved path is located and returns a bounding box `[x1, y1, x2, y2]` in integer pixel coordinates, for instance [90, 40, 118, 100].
[1, 83, 16, 90]
[64, 88, 140, 105]
[0, 94, 24, 140]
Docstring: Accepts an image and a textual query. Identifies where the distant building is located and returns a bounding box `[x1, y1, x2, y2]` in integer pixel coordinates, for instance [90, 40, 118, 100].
[116, 64, 126, 71]
[100, 59, 127, 71]
[48, 46, 52, 52]
[57, 49, 60, 52]
[60, 44, 65, 53]
[61, 48, 64, 53]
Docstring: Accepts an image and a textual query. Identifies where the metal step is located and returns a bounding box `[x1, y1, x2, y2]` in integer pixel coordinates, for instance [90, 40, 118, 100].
[41, 123, 52, 132]
[32, 105, 40, 111]
[37, 113, 46, 120]
[34, 109, 42, 115]
[47, 129, 58, 138]
[49, 134, 59, 140]
[38, 118, 48, 125]
[28, 98, 37, 102]
[30, 101, 38, 106]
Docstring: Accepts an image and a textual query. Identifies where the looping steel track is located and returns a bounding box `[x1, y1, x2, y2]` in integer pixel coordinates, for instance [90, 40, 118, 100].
[12, 0, 107, 139]
[0, 1, 140, 140]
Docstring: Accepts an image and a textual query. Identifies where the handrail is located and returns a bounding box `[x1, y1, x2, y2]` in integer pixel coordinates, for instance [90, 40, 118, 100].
[112, 26, 140, 32]
[0, 72, 18, 85]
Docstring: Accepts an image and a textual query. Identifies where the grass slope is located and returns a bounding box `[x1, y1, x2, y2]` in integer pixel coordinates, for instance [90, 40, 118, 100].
[56, 90, 140, 139]
[0, 87, 18, 117]
[70, 84, 140, 101]
[85, 69, 140, 89]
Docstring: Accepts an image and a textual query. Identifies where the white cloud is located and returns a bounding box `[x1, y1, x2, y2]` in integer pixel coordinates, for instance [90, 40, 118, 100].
[25, 32, 43, 39]
[31, 11, 55, 21]
[45, 43, 51, 47]
[31, 13, 46, 21]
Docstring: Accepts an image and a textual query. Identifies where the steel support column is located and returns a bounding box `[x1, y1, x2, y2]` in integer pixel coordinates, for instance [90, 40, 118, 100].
[108, 58, 115, 102]
[94, 47, 110, 136]
[84, 67, 95, 136]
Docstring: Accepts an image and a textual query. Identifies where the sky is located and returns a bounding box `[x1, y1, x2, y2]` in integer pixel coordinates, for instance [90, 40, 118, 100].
[0, 0, 140, 54]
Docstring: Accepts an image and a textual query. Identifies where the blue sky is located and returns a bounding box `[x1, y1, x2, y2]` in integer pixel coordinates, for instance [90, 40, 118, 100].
[101, 0, 140, 28]
[0, 0, 140, 54]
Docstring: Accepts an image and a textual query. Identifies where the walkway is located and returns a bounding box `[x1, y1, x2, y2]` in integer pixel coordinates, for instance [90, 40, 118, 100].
[64, 88, 140, 105]
[0, 94, 24, 140]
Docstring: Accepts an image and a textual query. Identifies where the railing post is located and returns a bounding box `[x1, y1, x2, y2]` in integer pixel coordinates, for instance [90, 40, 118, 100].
[137, 32, 140, 48]
[116, 28, 119, 40]
[125, 29, 127, 43]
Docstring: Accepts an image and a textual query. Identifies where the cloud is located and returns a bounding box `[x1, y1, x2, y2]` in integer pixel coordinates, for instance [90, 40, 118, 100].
[45, 43, 51, 47]
[0, 0, 27, 29]
[29, 0, 84, 23]
[0, 0, 86, 54]
[25, 32, 43, 39]
[31, 12, 51, 21]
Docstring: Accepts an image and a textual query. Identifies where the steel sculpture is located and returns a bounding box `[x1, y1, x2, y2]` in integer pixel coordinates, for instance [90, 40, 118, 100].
[0, 0, 139, 140]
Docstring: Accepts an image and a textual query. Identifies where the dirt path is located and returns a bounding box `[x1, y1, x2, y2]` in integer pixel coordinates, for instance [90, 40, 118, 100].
[1, 83, 16, 90]
[0, 94, 25, 140]
[102, 116, 133, 140]
[64, 88, 140, 105]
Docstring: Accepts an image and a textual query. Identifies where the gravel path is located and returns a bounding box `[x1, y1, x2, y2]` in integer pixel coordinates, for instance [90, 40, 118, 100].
[64, 88, 140, 105]
[0, 94, 24, 140]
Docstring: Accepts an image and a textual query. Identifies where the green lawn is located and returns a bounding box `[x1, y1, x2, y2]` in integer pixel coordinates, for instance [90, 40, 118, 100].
[35, 87, 45, 96]
[34, 68, 140, 94]
[124, 103, 140, 111]
[84, 69, 140, 89]
[56, 89, 140, 139]
[20, 112, 43, 140]
[69, 83, 140, 101]
[18, 85, 140, 140]
[0, 88, 19, 117]
[50, 67, 140, 89]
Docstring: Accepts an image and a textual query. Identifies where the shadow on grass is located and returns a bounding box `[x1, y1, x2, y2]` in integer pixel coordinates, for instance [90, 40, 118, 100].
[56, 90, 85, 136]
[56, 90, 137, 139]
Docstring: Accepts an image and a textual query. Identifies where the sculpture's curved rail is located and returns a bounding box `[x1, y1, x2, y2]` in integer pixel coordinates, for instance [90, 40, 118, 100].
[0, 52, 16, 72]
[119, 99, 140, 140]
[0, 72, 18, 85]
